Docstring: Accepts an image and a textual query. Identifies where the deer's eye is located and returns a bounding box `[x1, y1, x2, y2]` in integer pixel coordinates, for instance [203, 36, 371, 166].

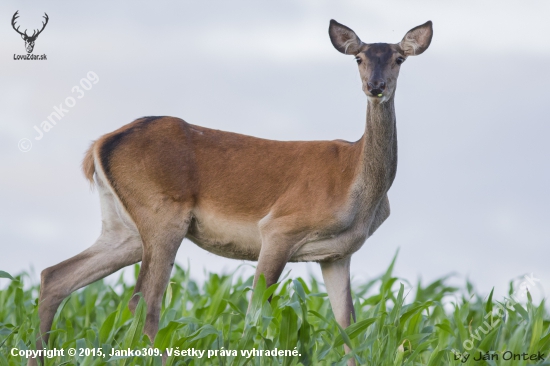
[396, 57, 406, 65]
[355, 56, 362, 65]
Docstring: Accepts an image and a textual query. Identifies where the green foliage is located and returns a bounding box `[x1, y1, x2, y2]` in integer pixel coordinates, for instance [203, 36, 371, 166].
[0, 257, 549, 365]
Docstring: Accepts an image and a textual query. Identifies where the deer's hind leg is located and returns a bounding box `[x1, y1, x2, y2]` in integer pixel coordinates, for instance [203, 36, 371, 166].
[30, 180, 143, 366]
[127, 202, 192, 342]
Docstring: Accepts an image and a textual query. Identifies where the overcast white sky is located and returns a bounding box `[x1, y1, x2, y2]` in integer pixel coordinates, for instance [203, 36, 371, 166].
[1, 1, 549, 302]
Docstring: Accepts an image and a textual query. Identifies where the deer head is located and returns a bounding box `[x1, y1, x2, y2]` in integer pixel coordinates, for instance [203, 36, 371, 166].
[12, 11, 49, 54]
[329, 20, 433, 103]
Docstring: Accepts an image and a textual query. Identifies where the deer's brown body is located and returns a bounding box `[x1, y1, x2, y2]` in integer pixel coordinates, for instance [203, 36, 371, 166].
[89, 116, 384, 262]
[30, 19, 432, 366]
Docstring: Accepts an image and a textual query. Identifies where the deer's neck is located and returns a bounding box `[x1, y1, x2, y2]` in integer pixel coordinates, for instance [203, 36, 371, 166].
[356, 97, 398, 198]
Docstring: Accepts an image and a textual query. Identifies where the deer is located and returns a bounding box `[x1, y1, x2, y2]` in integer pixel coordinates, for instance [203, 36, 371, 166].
[12, 11, 49, 54]
[28, 19, 432, 366]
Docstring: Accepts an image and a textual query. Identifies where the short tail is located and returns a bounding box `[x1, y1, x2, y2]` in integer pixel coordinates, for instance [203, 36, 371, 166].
[82, 141, 96, 186]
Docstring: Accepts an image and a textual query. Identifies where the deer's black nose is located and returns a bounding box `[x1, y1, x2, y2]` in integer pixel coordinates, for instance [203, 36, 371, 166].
[367, 80, 386, 95]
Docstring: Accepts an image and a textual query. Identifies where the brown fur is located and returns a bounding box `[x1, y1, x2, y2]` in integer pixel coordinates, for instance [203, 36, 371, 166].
[93, 117, 362, 225]
[82, 142, 96, 186]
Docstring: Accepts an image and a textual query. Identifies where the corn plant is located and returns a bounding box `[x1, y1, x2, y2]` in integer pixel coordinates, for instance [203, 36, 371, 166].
[1, 254, 549, 365]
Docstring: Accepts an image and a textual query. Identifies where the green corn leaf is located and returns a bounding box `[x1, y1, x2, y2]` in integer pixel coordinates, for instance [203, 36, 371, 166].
[0, 271, 14, 280]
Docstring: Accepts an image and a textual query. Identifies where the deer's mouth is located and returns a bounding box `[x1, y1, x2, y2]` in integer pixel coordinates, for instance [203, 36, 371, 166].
[367, 90, 384, 98]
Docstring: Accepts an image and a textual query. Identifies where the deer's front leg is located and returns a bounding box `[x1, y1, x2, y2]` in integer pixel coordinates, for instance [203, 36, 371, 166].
[253, 243, 291, 288]
[321, 256, 356, 366]
[246, 228, 302, 319]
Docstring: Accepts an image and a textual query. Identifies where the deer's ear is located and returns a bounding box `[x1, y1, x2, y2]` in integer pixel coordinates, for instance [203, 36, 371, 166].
[329, 20, 363, 55]
[400, 21, 433, 56]
[21, 34, 26, 40]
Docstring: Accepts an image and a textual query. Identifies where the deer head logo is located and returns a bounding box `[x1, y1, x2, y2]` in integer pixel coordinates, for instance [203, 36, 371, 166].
[12, 11, 49, 54]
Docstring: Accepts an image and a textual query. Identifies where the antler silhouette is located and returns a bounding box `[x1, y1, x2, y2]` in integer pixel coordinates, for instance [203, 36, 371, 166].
[31, 13, 49, 39]
[11, 11, 49, 40]
[11, 11, 26, 37]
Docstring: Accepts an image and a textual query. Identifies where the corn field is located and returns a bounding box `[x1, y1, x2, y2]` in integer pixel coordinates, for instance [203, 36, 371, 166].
[1, 254, 549, 365]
